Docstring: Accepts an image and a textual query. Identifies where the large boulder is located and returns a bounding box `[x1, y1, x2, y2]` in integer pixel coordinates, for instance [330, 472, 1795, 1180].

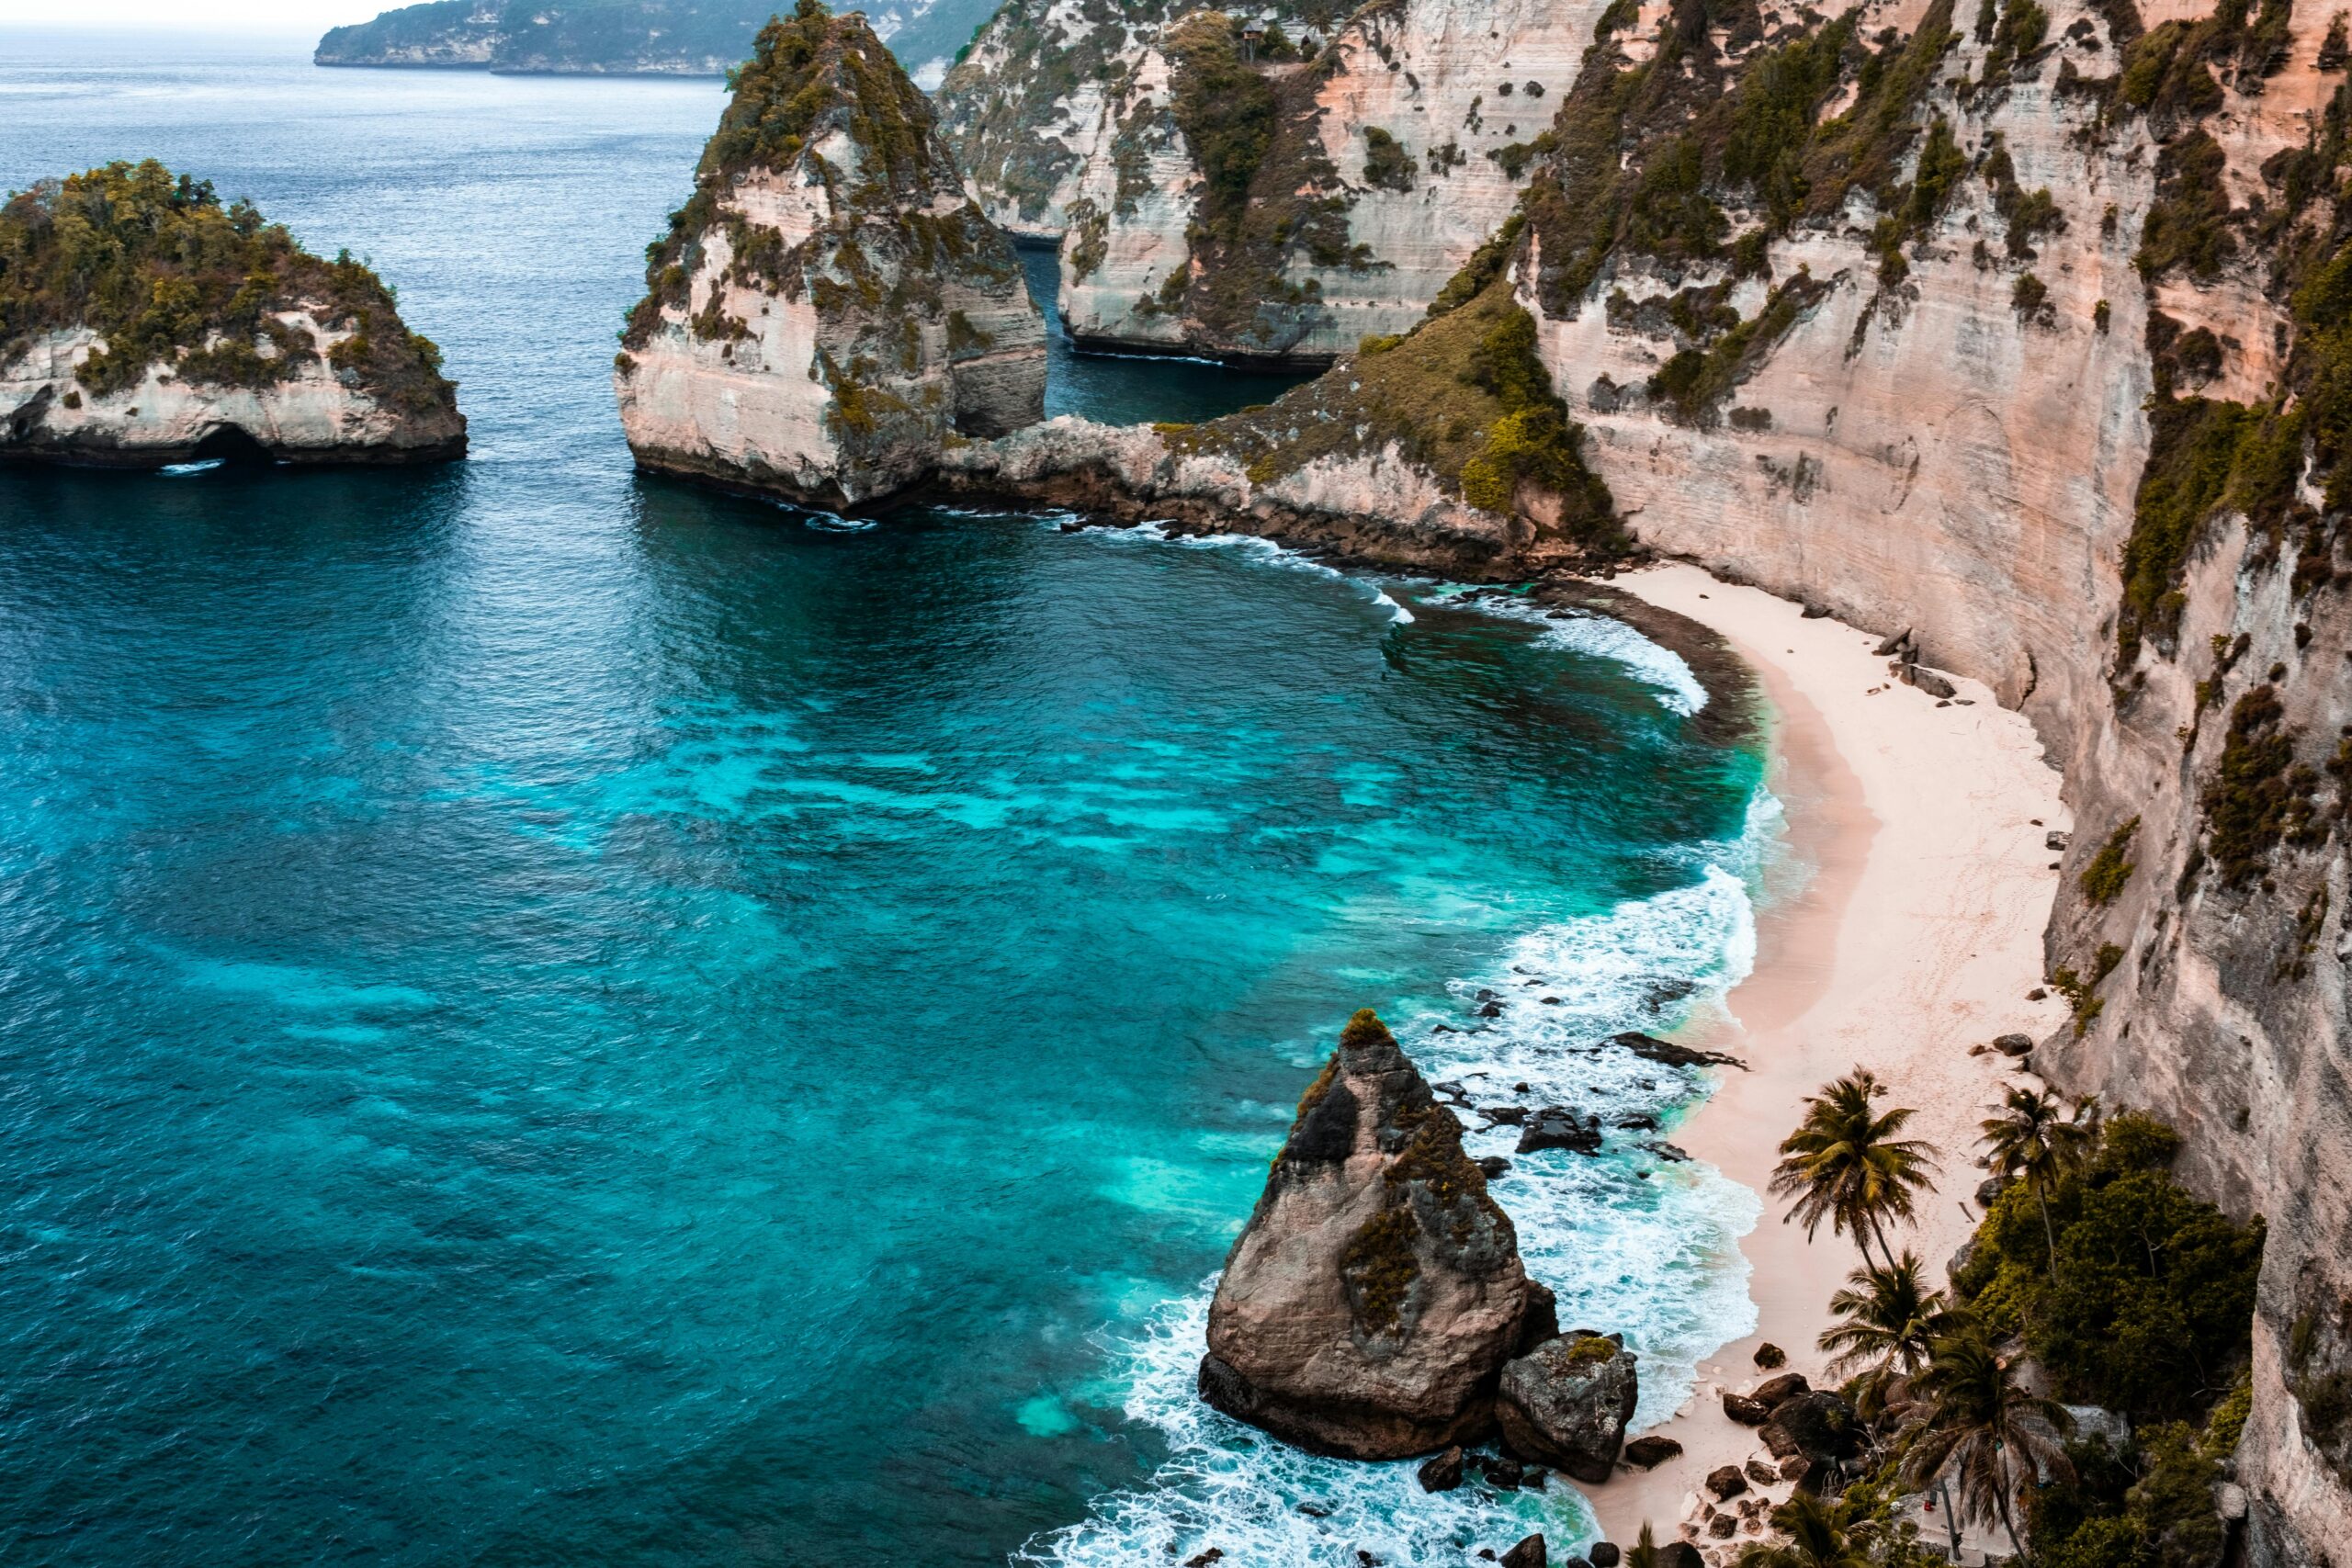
[1758, 1390, 1862, 1467]
[1495, 1333, 1640, 1482]
[1199, 1010, 1555, 1459]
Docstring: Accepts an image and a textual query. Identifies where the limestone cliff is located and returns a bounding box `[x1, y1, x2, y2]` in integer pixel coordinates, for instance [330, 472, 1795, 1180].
[936, 0, 1611, 364]
[614, 0, 1046, 509]
[0, 162, 464, 468]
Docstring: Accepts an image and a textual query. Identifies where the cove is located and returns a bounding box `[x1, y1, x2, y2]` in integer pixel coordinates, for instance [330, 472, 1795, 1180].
[1, 37, 1767, 1567]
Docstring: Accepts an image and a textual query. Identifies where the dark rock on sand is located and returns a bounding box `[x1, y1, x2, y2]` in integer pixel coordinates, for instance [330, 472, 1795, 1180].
[1759, 1390, 1861, 1466]
[1724, 1391, 1772, 1425]
[1590, 1544, 1621, 1568]
[1753, 1343, 1786, 1369]
[1624, 1434, 1682, 1468]
[1660, 1542, 1705, 1568]
[1495, 1333, 1639, 1483]
[1752, 1372, 1811, 1407]
[1746, 1458, 1781, 1485]
[1706, 1463, 1748, 1499]
[1199, 1010, 1555, 1459]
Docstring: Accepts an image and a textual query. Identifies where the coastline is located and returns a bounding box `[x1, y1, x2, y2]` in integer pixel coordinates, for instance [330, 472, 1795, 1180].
[1591, 564, 2070, 1553]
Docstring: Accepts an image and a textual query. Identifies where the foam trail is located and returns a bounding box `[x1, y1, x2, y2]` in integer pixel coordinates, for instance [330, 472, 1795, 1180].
[159, 459, 224, 478]
[1466, 595, 1709, 716]
[1020, 816, 1775, 1568]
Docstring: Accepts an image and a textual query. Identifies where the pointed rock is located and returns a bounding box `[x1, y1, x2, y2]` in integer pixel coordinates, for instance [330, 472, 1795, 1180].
[615, 0, 1044, 509]
[1199, 1009, 1555, 1459]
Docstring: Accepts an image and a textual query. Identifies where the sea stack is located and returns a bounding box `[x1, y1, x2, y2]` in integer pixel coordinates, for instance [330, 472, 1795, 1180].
[614, 0, 1046, 510]
[1199, 1009, 1556, 1459]
[0, 162, 464, 467]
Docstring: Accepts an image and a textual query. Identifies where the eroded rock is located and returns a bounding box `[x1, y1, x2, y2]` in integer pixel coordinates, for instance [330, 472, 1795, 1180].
[1199, 1009, 1555, 1459]
[1494, 1333, 1639, 1482]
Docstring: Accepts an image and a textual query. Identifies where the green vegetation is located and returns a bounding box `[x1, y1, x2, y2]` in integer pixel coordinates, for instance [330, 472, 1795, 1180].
[2079, 817, 2141, 904]
[1770, 1068, 1941, 1269]
[0, 159, 450, 410]
[1955, 1112, 2264, 1419]
[1361, 126, 1413, 192]
[2050, 941, 2123, 1034]
[1901, 1326, 2075, 1559]
[2136, 131, 2233, 284]
[1165, 12, 1277, 234]
[1819, 1251, 1957, 1414]
[702, 0, 933, 191]
[1648, 269, 1832, 423]
[2200, 684, 2324, 884]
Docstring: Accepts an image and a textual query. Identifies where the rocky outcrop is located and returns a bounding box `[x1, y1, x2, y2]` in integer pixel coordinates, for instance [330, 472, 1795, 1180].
[937, 0, 1614, 364]
[1494, 1332, 1640, 1482]
[0, 162, 463, 468]
[614, 1, 1045, 509]
[1197, 1008, 1557, 1460]
[315, 0, 998, 81]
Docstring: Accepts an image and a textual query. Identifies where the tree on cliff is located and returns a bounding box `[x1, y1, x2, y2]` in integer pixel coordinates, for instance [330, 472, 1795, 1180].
[1770, 1069, 1940, 1269]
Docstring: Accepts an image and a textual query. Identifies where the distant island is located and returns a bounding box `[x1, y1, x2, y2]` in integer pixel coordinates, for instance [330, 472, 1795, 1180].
[315, 0, 999, 86]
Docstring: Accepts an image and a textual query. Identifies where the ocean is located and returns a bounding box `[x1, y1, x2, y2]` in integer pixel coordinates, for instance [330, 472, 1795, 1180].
[0, 32, 1770, 1567]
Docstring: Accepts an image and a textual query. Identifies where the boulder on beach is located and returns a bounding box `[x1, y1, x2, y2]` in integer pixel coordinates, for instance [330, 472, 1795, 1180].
[1589, 1543, 1622, 1568]
[1705, 1463, 1748, 1499]
[1753, 1343, 1786, 1369]
[1752, 1372, 1810, 1407]
[1624, 1434, 1682, 1468]
[1759, 1389, 1861, 1468]
[1495, 1333, 1640, 1482]
[1199, 1010, 1556, 1459]
[1659, 1542, 1705, 1568]
[1724, 1391, 1772, 1425]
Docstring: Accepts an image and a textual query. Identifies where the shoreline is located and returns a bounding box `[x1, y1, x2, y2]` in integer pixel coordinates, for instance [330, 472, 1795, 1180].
[1590, 564, 2070, 1555]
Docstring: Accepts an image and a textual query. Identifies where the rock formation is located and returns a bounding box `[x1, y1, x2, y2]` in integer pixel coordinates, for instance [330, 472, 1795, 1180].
[1495, 1332, 1641, 1481]
[1198, 1008, 1557, 1459]
[0, 162, 464, 468]
[938, 0, 1610, 364]
[614, 1, 1045, 509]
[316, 0, 998, 84]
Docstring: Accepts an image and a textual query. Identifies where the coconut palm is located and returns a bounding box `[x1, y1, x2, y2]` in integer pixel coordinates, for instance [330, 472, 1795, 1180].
[1818, 1249, 1958, 1414]
[1735, 1491, 1872, 1568]
[1900, 1327, 2075, 1561]
[1625, 1522, 1663, 1568]
[1979, 1087, 2098, 1272]
[1770, 1068, 1940, 1269]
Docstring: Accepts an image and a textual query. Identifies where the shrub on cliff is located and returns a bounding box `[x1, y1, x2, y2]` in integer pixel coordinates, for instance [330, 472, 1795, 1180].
[1953, 1113, 2264, 1421]
[0, 160, 452, 410]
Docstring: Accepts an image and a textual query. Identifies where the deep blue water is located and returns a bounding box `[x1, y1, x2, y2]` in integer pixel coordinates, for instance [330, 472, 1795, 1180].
[0, 32, 1768, 1568]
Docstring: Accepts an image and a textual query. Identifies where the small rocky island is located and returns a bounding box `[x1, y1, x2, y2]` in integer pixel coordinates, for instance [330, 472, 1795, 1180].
[0, 162, 465, 468]
[614, 1, 1046, 510]
[1203, 1008, 1639, 1474]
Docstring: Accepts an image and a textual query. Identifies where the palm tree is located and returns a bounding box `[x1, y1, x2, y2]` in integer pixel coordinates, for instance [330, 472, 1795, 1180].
[1625, 1522, 1663, 1568]
[1770, 1068, 1940, 1269]
[1978, 1088, 2098, 1272]
[1901, 1328, 2075, 1562]
[1818, 1250, 1957, 1414]
[1735, 1493, 1871, 1568]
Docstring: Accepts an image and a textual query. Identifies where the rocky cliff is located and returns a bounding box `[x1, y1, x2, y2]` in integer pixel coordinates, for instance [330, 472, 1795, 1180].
[317, 0, 1001, 83]
[0, 162, 464, 468]
[935, 0, 1612, 364]
[946, 0, 2352, 1554]
[614, 0, 1046, 509]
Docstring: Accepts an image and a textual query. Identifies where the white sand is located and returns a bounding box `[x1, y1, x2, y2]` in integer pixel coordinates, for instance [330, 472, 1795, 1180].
[1584, 564, 2071, 1553]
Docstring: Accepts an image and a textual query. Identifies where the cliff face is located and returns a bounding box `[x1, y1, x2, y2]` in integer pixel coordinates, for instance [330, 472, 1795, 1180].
[316, 0, 1002, 80]
[937, 0, 1611, 364]
[0, 162, 464, 467]
[1476, 0, 2352, 1557]
[614, 1, 1046, 509]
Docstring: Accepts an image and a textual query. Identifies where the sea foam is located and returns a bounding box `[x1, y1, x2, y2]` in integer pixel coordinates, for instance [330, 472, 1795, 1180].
[1020, 823, 1772, 1568]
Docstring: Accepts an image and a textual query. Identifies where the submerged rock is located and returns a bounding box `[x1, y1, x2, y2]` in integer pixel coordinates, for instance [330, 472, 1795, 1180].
[615, 1, 1043, 509]
[1494, 1333, 1639, 1482]
[1416, 1445, 1464, 1493]
[1516, 1108, 1602, 1155]
[1, 161, 464, 468]
[1199, 1009, 1555, 1460]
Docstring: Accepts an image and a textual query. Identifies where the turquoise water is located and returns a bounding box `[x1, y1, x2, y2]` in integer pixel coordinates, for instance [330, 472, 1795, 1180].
[0, 33, 1769, 1568]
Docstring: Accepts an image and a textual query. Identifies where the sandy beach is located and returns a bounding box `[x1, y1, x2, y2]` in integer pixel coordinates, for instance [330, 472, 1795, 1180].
[1587, 565, 2071, 1555]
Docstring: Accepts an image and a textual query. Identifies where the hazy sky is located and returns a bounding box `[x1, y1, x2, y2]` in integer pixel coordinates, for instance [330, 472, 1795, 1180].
[0, 1, 386, 28]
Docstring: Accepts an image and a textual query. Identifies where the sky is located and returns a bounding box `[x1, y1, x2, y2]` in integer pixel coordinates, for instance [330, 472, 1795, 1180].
[0, 1, 386, 29]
